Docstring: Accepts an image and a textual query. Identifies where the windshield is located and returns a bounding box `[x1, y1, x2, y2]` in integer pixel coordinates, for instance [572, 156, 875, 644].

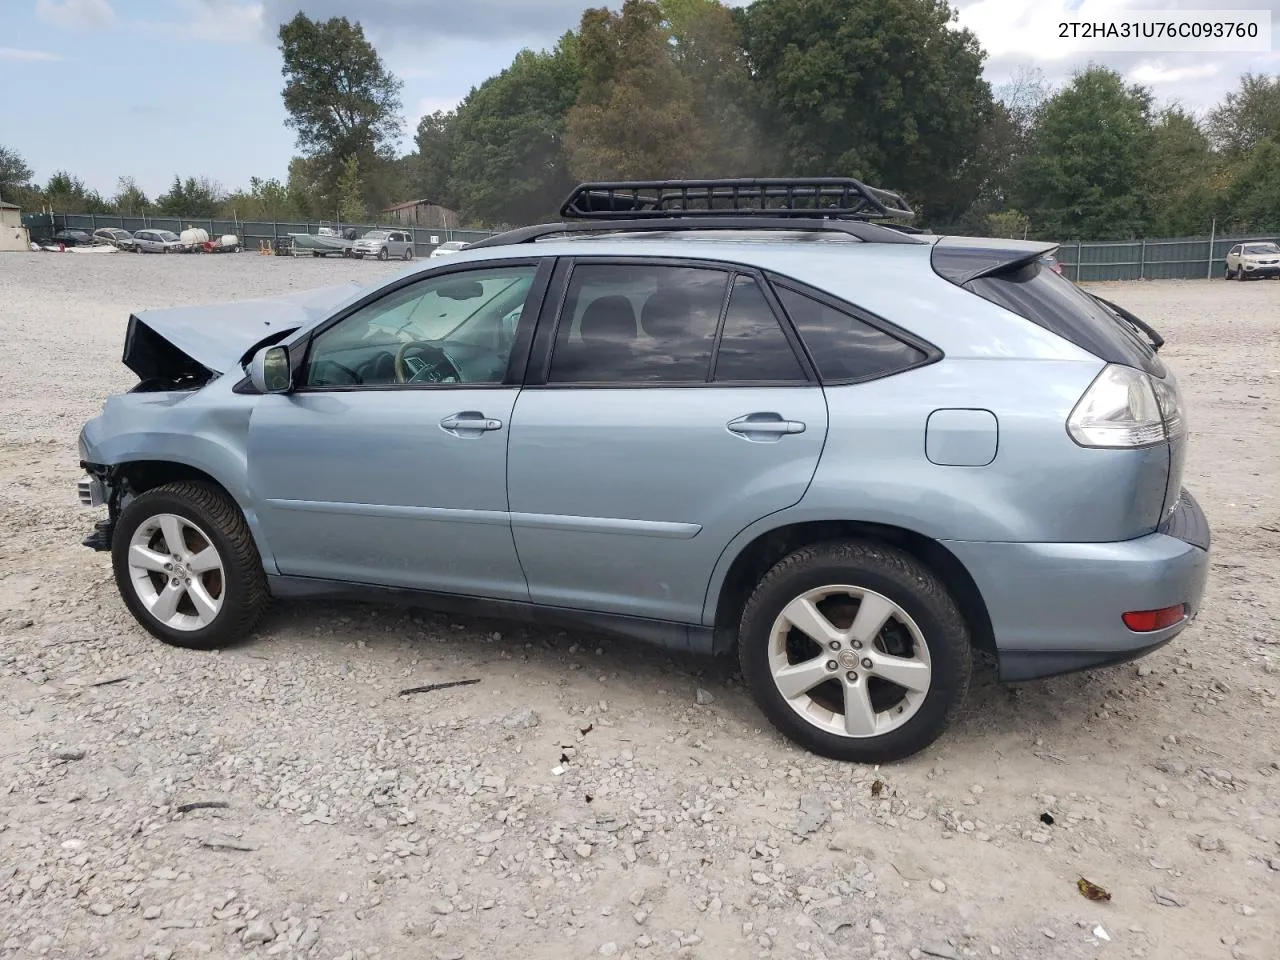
[362, 231, 389, 240]
[1243, 242, 1279, 255]
[157, 231, 179, 241]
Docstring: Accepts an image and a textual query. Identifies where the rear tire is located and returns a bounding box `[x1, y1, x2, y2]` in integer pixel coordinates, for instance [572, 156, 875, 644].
[111, 481, 270, 650]
[737, 540, 971, 763]
[404, 247, 413, 260]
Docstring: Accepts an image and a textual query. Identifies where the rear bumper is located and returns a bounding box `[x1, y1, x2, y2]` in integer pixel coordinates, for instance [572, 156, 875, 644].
[944, 490, 1210, 682]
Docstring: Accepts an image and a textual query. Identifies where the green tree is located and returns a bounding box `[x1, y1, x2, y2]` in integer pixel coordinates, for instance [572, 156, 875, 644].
[43, 170, 109, 212]
[412, 110, 458, 208]
[985, 208, 1029, 239]
[336, 155, 366, 223]
[1207, 72, 1280, 155]
[0, 144, 33, 194]
[1142, 108, 1216, 237]
[221, 176, 293, 220]
[1222, 140, 1280, 232]
[155, 175, 223, 217]
[111, 176, 149, 216]
[737, 0, 994, 222]
[446, 35, 583, 224]
[662, 0, 764, 174]
[565, 1, 708, 180]
[1013, 66, 1152, 240]
[278, 12, 404, 211]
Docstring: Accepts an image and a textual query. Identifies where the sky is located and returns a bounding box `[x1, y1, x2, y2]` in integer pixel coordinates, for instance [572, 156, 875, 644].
[2, 0, 1279, 201]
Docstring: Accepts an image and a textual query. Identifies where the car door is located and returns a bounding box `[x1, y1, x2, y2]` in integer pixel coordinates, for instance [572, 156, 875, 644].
[391, 232, 408, 258]
[246, 258, 552, 599]
[505, 258, 829, 624]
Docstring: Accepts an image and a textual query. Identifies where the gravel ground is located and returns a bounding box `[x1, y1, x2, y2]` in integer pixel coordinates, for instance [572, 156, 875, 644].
[1, 252, 1277, 960]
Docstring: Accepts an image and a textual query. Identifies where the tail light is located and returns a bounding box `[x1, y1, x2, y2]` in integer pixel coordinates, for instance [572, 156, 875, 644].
[1067, 364, 1185, 448]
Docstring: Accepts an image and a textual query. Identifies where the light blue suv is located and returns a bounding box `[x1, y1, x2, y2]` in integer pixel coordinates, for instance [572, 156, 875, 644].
[76, 179, 1209, 762]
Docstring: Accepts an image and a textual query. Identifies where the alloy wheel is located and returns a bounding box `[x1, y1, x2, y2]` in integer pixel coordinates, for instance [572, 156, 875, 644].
[768, 585, 932, 738]
[126, 513, 225, 631]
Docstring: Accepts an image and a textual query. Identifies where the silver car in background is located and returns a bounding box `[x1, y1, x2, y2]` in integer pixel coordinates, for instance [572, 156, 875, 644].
[133, 229, 186, 254]
[75, 177, 1208, 763]
[351, 229, 414, 261]
[94, 227, 136, 251]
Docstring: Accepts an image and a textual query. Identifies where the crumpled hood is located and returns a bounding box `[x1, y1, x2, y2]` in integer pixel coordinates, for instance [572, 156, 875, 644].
[122, 282, 365, 384]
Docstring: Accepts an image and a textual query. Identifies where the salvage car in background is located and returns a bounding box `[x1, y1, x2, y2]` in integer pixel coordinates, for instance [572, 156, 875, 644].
[1224, 241, 1280, 279]
[93, 227, 136, 251]
[133, 229, 186, 254]
[50, 228, 96, 247]
[75, 177, 1208, 764]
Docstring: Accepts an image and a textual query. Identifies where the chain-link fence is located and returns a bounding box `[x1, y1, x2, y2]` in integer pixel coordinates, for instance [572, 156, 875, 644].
[21, 211, 498, 254]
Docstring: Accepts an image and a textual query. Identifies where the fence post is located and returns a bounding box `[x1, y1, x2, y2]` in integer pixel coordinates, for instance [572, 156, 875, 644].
[1139, 239, 1146, 280]
[1206, 218, 1216, 279]
[1076, 240, 1083, 282]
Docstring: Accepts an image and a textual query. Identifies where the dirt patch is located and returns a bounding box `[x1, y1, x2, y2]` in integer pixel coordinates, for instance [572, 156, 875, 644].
[1, 255, 1277, 960]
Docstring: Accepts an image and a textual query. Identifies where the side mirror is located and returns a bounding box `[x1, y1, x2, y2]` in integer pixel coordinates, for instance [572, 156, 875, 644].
[249, 345, 292, 394]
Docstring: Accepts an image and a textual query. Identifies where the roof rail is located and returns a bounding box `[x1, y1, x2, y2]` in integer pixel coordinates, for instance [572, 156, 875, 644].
[463, 216, 928, 251]
[559, 177, 914, 221]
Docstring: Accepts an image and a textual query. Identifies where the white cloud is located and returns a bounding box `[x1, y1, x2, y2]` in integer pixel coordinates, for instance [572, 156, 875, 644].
[35, 0, 115, 30]
[0, 46, 62, 60]
[1127, 62, 1222, 86]
[135, 0, 264, 42]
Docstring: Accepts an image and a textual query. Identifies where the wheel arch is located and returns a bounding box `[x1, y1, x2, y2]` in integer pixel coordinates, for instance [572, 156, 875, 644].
[708, 519, 995, 657]
[103, 455, 278, 575]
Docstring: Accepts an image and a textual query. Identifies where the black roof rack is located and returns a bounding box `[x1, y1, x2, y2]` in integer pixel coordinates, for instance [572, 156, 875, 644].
[464, 216, 927, 250]
[464, 177, 926, 251]
[559, 177, 914, 221]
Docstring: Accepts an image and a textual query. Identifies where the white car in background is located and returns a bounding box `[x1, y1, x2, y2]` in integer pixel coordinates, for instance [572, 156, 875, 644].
[1224, 241, 1280, 280]
[429, 240, 469, 259]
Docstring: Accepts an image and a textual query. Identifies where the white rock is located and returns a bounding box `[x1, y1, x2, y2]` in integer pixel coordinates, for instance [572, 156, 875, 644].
[929, 878, 947, 894]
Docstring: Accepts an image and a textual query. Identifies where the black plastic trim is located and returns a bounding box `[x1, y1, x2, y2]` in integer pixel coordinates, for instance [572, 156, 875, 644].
[1157, 488, 1210, 551]
[998, 636, 1180, 682]
[930, 237, 1059, 285]
[266, 575, 721, 656]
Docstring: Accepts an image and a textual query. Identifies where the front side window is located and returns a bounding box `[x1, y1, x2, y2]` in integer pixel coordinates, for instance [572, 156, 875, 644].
[304, 265, 537, 388]
[548, 264, 729, 384]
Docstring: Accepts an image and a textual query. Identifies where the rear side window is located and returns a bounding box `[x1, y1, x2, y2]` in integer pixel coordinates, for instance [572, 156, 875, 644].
[548, 263, 727, 383]
[713, 276, 806, 382]
[965, 263, 1161, 376]
[773, 285, 927, 383]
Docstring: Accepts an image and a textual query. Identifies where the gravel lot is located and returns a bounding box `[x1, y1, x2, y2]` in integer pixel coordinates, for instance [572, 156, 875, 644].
[1, 252, 1277, 960]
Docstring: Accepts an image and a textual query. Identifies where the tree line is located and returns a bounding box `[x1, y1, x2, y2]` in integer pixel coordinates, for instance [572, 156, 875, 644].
[3, 0, 1280, 240]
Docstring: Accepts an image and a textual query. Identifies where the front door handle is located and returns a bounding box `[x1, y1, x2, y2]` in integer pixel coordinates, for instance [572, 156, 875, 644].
[727, 413, 806, 441]
[440, 411, 503, 436]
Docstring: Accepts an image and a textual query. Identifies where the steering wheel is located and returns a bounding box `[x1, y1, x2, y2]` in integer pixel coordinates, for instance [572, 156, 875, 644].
[394, 340, 463, 384]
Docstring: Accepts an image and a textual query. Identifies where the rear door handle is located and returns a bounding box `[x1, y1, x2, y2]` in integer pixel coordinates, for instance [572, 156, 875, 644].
[440, 411, 503, 435]
[727, 413, 807, 440]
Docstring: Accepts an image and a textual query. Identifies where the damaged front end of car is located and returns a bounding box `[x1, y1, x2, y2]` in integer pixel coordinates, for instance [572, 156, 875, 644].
[76, 282, 366, 551]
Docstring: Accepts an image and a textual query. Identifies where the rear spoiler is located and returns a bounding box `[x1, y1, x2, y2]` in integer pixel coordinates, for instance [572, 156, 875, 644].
[930, 237, 1059, 286]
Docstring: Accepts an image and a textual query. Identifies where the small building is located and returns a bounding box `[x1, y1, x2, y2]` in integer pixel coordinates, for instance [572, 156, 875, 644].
[380, 198, 461, 230]
[0, 200, 31, 252]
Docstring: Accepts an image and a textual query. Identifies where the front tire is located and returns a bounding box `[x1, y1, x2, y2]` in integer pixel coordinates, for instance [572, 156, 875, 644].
[738, 540, 971, 763]
[111, 482, 269, 650]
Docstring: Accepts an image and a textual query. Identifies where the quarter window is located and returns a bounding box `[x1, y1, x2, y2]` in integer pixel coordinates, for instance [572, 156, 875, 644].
[775, 285, 927, 383]
[548, 264, 729, 384]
